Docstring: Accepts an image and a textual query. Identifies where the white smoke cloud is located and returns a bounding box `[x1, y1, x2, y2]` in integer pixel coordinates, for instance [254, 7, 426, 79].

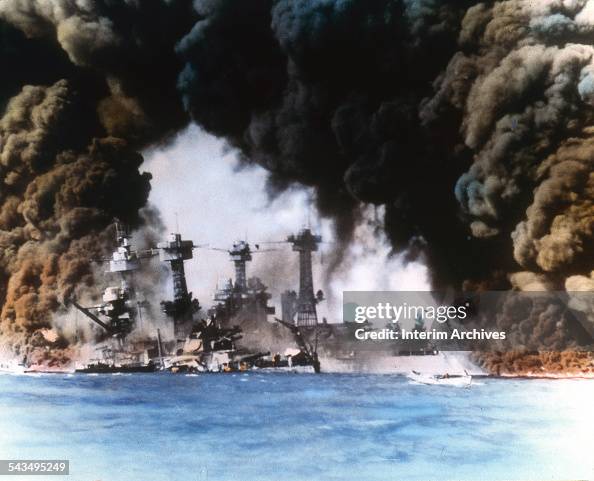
[142, 125, 430, 321]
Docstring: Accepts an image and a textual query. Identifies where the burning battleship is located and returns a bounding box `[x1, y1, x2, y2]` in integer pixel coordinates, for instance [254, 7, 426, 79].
[63, 222, 324, 374]
[2, 220, 452, 376]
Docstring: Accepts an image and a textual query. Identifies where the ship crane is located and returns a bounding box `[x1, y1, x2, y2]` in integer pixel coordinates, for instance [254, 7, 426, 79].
[274, 317, 320, 373]
[70, 299, 132, 342]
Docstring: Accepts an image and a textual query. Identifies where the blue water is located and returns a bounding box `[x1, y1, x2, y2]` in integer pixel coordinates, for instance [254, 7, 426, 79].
[0, 373, 592, 481]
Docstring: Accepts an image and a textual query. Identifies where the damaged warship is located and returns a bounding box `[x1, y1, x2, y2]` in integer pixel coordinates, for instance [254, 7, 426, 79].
[70, 223, 322, 374]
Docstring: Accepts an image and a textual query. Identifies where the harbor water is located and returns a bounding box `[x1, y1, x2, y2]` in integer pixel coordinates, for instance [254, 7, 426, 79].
[0, 372, 592, 481]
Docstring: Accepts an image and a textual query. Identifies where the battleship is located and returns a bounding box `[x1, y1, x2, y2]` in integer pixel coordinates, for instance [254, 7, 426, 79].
[1, 221, 456, 376]
[64, 222, 325, 375]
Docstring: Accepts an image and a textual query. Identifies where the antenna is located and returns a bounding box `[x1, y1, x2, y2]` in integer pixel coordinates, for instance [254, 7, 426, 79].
[175, 212, 179, 233]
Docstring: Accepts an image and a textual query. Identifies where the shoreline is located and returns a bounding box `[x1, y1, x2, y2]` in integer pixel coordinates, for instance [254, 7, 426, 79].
[497, 372, 594, 380]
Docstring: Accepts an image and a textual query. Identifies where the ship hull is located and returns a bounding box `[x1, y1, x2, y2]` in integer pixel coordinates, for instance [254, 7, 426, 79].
[75, 362, 157, 374]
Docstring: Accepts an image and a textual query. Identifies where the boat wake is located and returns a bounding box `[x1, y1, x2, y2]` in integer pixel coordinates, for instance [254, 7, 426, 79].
[407, 370, 473, 387]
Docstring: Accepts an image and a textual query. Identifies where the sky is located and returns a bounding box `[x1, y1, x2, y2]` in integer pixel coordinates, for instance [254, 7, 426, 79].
[142, 124, 429, 321]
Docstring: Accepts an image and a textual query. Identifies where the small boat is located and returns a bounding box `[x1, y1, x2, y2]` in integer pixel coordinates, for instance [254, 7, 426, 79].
[0, 360, 28, 374]
[408, 370, 472, 387]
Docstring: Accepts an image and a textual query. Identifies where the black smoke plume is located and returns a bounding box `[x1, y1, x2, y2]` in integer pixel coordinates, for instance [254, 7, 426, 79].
[175, 0, 505, 288]
[0, 0, 197, 356]
[176, 0, 594, 292]
[176, 0, 594, 372]
[1, 1, 593, 372]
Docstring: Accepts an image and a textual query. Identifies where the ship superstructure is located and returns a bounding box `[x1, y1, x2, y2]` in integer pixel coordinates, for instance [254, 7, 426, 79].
[72, 222, 153, 343]
[209, 241, 276, 329]
[155, 232, 200, 338]
[281, 228, 325, 327]
[69, 222, 160, 371]
[68, 222, 323, 374]
[228, 240, 252, 292]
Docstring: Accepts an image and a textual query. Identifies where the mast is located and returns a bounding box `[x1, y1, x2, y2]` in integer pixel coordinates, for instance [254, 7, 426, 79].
[287, 228, 322, 327]
[229, 241, 252, 292]
[156, 232, 199, 338]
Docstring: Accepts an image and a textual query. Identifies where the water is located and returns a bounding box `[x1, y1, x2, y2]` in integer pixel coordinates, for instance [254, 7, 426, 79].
[0, 373, 592, 481]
